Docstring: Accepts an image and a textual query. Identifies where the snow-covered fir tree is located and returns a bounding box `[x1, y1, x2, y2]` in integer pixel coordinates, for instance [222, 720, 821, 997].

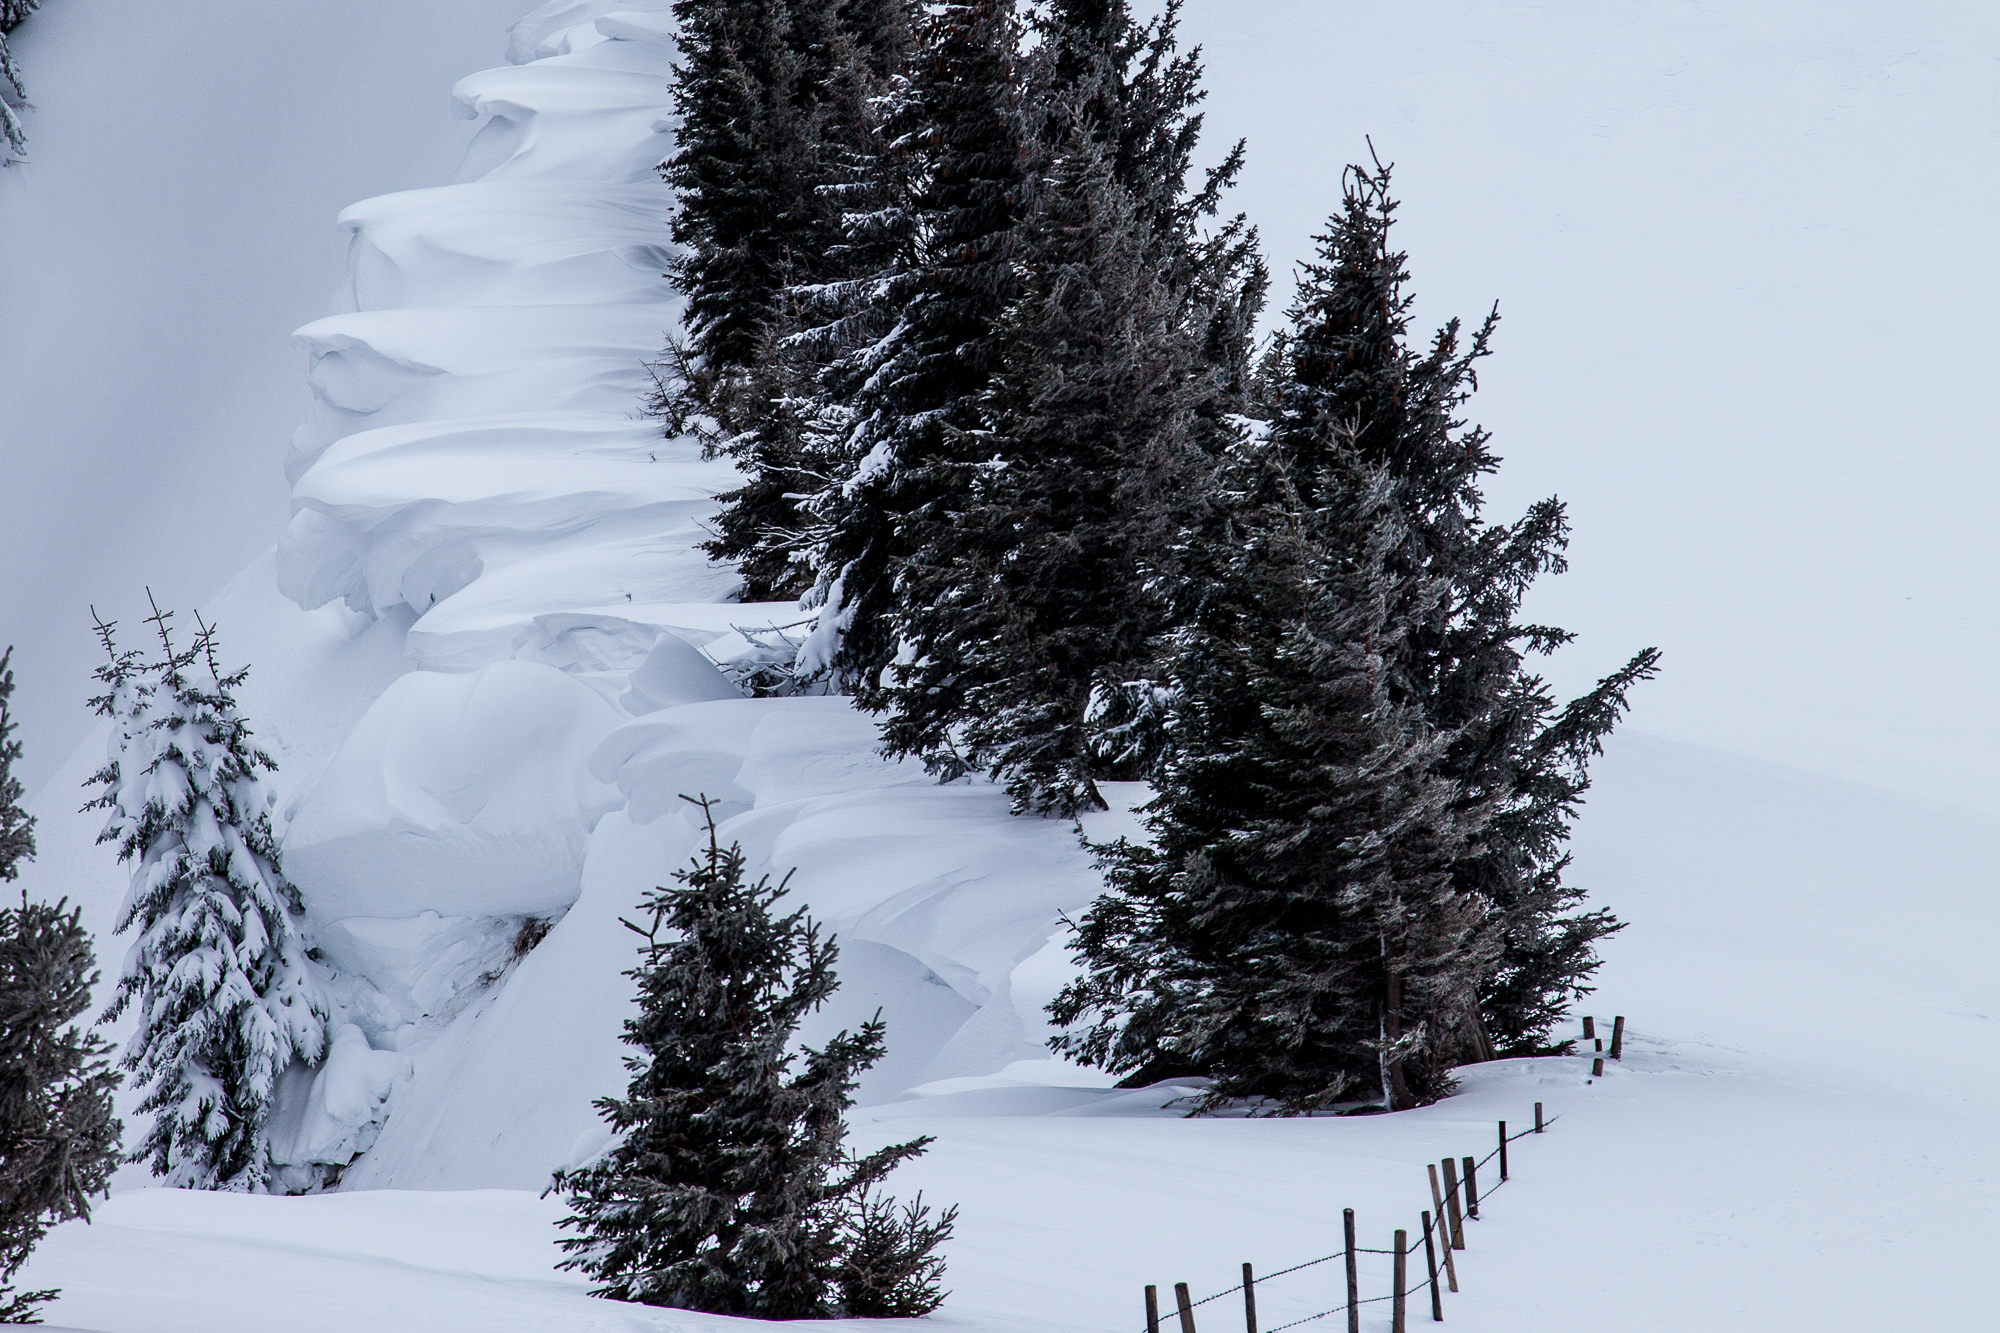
[556, 797, 952, 1317]
[0, 649, 33, 882]
[1, 0, 44, 162]
[1050, 447, 1496, 1111]
[1257, 153, 1659, 1057]
[90, 602, 326, 1191]
[0, 892, 122, 1321]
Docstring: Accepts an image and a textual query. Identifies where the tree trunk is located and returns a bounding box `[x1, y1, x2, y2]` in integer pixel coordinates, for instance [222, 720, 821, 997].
[1460, 1003, 1498, 1064]
[1383, 957, 1414, 1109]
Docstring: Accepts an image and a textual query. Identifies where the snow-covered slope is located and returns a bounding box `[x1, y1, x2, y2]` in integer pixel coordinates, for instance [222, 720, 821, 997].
[22, 735, 1999, 1330]
[16, 0, 1115, 1196]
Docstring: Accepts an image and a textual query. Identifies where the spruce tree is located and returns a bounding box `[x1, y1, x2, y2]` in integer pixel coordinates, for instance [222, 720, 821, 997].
[794, 0, 1027, 689]
[0, 893, 123, 1322]
[1259, 154, 1658, 1057]
[667, 0, 918, 600]
[880, 111, 1198, 814]
[1050, 449, 1494, 1111]
[1, 0, 43, 163]
[556, 796, 952, 1318]
[0, 649, 33, 883]
[90, 601, 326, 1191]
[823, 0, 1265, 810]
[0, 650, 123, 1322]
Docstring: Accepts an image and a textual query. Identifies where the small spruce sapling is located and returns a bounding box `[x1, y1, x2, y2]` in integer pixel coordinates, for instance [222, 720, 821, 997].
[90, 599, 326, 1192]
[555, 795, 952, 1317]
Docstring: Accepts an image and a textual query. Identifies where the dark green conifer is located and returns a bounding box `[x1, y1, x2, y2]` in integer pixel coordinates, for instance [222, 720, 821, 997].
[667, 0, 918, 599]
[1051, 452, 1493, 1109]
[1262, 153, 1659, 1057]
[881, 112, 1198, 814]
[0, 654, 123, 1321]
[849, 0, 1265, 809]
[799, 0, 1027, 686]
[0, 650, 33, 883]
[555, 797, 952, 1317]
[0, 894, 124, 1322]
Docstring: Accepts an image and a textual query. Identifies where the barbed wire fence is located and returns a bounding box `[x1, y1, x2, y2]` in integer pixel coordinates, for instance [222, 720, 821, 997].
[1137, 1015, 1624, 1333]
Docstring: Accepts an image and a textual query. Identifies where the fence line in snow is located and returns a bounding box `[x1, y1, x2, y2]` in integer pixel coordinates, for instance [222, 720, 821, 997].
[1136, 1014, 1624, 1333]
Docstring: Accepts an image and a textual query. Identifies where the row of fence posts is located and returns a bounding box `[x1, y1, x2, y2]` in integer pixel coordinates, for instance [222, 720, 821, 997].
[1141, 1016, 1622, 1333]
[1142, 1106, 1537, 1333]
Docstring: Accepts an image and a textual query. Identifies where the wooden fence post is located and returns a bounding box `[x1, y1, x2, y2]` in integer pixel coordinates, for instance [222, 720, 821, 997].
[1592, 1056, 1605, 1077]
[1610, 1015, 1625, 1060]
[1392, 1229, 1408, 1333]
[1497, 1122, 1508, 1182]
[1582, 1015, 1595, 1040]
[1146, 1285, 1161, 1333]
[1440, 1159, 1465, 1249]
[1421, 1211, 1444, 1319]
[1344, 1208, 1360, 1333]
[1242, 1263, 1257, 1333]
[1176, 1282, 1197, 1333]
[1462, 1156, 1479, 1220]
[1533, 1101, 1543, 1133]
[1425, 1166, 1459, 1291]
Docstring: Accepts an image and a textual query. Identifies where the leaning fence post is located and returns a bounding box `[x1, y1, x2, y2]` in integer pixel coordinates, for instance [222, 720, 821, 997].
[1426, 1166, 1459, 1290]
[1421, 1210, 1445, 1319]
[1610, 1015, 1626, 1060]
[1242, 1263, 1257, 1333]
[1534, 1102, 1543, 1133]
[1498, 1121, 1508, 1181]
[1582, 1015, 1595, 1040]
[1175, 1282, 1197, 1333]
[1146, 1285, 1161, 1333]
[1392, 1229, 1408, 1333]
[1440, 1159, 1465, 1250]
[1344, 1208, 1360, 1333]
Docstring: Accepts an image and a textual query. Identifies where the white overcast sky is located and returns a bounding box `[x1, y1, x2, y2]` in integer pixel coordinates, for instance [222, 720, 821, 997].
[3, 0, 1997, 810]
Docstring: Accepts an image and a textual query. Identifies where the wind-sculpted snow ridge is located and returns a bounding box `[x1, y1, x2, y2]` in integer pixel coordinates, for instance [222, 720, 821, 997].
[254, 0, 1112, 1190]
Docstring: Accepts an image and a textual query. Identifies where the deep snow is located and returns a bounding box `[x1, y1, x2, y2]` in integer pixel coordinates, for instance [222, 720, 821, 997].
[23, 736, 1999, 1330]
[3, 1, 1996, 1329]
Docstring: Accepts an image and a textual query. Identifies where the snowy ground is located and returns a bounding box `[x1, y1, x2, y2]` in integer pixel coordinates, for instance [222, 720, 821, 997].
[6, 1, 1996, 1329]
[23, 731, 1996, 1330]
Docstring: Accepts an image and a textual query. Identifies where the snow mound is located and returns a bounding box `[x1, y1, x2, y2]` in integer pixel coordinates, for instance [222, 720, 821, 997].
[290, 306, 669, 470]
[284, 661, 624, 923]
[279, 411, 732, 620]
[339, 182, 675, 310]
[453, 41, 682, 186]
[505, 0, 671, 66]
